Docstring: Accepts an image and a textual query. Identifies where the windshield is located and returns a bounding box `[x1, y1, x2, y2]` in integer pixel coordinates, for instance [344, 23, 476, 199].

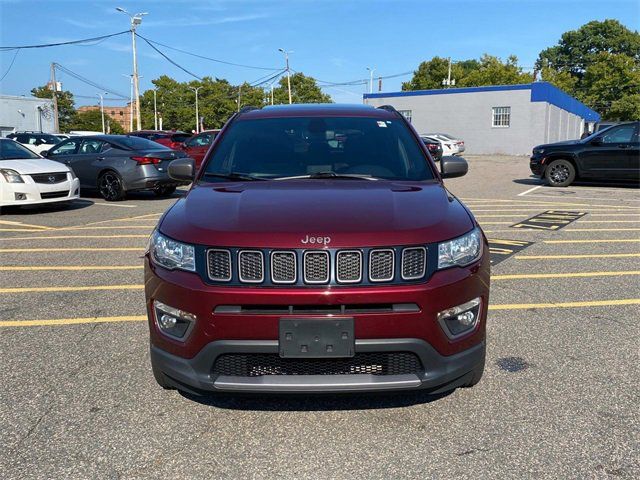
[202, 116, 433, 181]
[170, 133, 191, 143]
[0, 140, 41, 160]
[114, 136, 171, 150]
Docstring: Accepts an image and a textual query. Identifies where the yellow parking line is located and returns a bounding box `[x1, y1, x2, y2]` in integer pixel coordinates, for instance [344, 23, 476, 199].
[565, 228, 640, 232]
[544, 239, 640, 244]
[0, 265, 143, 271]
[0, 220, 53, 230]
[479, 222, 515, 225]
[0, 247, 145, 253]
[83, 212, 163, 226]
[577, 220, 640, 223]
[4, 299, 640, 327]
[516, 253, 640, 260]
[0, 235, 149, 241]
[461, 198, 640, 209]
[488, 299, 640, 310]
[471, 208, 639, 213]
[0, 316, 147, 328]
[0, 228, 46, 232]
[0, 285, 144, 294]
[492, 271, 640, 280]
[476, 214, 640, 218]
[52, 226, 155, 231]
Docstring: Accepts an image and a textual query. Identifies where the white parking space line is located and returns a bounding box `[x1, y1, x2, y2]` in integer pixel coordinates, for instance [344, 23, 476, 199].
[517, 185, 543, 196]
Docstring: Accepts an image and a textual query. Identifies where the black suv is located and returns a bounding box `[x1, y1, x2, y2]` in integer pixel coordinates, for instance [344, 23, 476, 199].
[530, 121, 639, 187]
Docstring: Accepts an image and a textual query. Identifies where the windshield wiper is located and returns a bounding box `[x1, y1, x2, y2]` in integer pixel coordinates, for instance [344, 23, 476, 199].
[275, 172, 378, 181]
[202, 172, 266, 181]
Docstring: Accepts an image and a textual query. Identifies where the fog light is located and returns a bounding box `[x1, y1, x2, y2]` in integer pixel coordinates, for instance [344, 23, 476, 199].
[14, 193, 27, 201]
[153, 300, 196, 339]
[437, 297, 481, 339]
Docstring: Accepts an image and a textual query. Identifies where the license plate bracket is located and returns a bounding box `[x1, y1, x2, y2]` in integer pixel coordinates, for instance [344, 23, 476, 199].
[279, 318, 354, 358]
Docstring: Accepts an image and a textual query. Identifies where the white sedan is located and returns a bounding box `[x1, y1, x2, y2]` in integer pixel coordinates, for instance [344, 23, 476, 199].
[422, 133, 465, 155]
[0, 139, 80, 210]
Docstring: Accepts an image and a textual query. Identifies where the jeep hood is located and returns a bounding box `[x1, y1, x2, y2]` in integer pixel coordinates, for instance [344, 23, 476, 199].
[160, 180, 475, 248]
[535, 139, 581, 149]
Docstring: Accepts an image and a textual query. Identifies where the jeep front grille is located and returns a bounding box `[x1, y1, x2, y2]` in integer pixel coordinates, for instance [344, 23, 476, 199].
[207, 249, 232, 282]
[303, 251, 330, 284]
[402, 247, 426, 280]
[336, 250, 362, 283]
[271, 251, 296, 284]
[369, 249, 395, 282]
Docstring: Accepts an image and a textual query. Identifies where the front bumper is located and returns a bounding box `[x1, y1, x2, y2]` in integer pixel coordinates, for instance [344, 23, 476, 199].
[0, 177, 80, 207]
[151, 338, 485, 394]
[529, 154, 545, 176]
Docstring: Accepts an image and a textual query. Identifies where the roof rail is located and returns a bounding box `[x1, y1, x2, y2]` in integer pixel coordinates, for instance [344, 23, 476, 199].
[238, 106, 259, 114]
[377, 105, 400, 115]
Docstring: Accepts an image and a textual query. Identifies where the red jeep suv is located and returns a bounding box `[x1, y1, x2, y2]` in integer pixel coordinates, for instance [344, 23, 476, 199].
[145, 104, 489, 395]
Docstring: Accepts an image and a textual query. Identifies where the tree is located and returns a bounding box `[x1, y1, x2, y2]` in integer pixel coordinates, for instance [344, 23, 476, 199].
[67, 109, 124, 134]
[272, 73, 332, 104]
[31, 85, 76, 132]
[537, 19, 640, 120]
[402, 55, 531, 91]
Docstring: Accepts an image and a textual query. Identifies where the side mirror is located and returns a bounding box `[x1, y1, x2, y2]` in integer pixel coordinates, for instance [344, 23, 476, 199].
[168, 157, 195, 182]
[40, 149, 49, 157]
[440, 156, 468, 179]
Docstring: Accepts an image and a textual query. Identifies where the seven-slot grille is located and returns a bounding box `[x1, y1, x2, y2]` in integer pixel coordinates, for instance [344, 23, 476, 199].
[207, 249, 232, 281]
[205, 247, 428, 285]
[369, 249, 395, 282]
[336, 250, 362, 283]
[303, 251, 330, 284]
[30, 172, 68, 184]
[238, 251, 264, 283]
[402, 247, 427, 280]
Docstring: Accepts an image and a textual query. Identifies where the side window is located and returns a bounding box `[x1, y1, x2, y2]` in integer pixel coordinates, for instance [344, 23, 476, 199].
[601, 125, 636, 144]
[185, 135, 200, 147]
[79, 139, 105, 154]
[49, 139, 80, 156]
[16, 134, 28, 143]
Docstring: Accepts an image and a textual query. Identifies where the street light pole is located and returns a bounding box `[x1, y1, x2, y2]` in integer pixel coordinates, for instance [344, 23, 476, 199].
[366, 67, 375, 94]
[278, 48, 293, 104]
[122, 74, 134, 131]
[97, 93, 105, 134]
[153, 88, 158, 130]
[116, 7, 147, 131]
[190, 86, 202, 134]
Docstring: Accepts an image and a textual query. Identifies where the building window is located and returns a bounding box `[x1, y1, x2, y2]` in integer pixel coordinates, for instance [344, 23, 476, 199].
[397, 110, 412, 123]
[492, 106, 510, 127]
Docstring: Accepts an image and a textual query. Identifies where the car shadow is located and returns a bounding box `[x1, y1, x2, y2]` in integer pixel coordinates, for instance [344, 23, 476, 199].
[513, 177, 639, 189]
[1, 198, 94, 216]
[179, 389, 452, 411]
[79, 188, 189, 202]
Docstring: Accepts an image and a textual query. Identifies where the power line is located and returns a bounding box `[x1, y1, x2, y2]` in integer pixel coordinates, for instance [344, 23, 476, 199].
[137, 34, 281, 71]
[0, 31, 129, 51]
[0, 49, 19, 81]
[54, 63, 128, 99]
[136, 34, 202, 81]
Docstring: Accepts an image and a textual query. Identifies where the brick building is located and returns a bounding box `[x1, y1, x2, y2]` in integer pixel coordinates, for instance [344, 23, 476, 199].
[77, 103, 133, 133]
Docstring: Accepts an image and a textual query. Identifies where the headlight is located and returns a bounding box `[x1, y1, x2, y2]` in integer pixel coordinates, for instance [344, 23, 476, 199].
[149, 230, 195, 272]
[533, 148, 544, 155]
[438, 227, 482, 269]
[68, 169, 77, 180]
[0, 169, 24, 183]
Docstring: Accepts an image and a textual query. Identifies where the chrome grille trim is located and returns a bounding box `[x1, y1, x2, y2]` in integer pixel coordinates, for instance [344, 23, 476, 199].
[369, 249, 395, 282]
[206, 249, 232, 282]
[270, 251, 297, 284]
[238, 250, 264, 283]
[336, 250, 362, 284]
[401, 247, 427, 280]
[303, 250, 330, 284]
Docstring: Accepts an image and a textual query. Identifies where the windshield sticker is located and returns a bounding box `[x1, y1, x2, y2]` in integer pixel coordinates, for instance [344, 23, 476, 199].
[511, 210, 587, 230]
[377, 121, 387, 128]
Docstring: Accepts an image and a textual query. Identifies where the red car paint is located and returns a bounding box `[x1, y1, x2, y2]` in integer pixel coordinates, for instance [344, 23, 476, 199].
[145, 104, 489, 395]
[129, 130, 192, 150]
[180, 129, 220, 169]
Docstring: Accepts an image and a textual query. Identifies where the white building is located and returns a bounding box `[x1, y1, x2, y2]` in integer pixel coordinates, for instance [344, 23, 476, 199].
[363, 82, 600, 155]
[0, 94, 55, 137]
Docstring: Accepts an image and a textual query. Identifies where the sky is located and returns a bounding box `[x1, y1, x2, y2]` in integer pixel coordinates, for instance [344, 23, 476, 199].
[0, 0, 638, 106]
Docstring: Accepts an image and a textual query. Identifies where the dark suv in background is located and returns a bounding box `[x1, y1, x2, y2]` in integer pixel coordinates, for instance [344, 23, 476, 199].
[530, 121, 640, 187]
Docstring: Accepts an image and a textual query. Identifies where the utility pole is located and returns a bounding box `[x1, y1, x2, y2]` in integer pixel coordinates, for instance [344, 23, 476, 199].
[278, 48, 293, 104]
[190, 86, 201, 133]
[442, 58, 455, 88]
[366, 67, 375, 94]
[116, 7, 147, 131]
[50, 63, 60, 133]
[123, 74, 134, 131]
[97, 93, 106, 133]
[237, 85, 242, 112]
[153, 88, 158, 130]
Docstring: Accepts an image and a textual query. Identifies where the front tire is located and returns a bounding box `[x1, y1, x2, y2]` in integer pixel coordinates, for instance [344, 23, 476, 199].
[545, 159, 575, 187]
[462, 358, 485, 388]
[98, 171, 126, 201]
[151, 360, 174, 390]
[153, 185, 177, 197]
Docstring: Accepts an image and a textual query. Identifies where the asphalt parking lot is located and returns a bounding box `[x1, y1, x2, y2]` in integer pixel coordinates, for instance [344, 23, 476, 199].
[1, 155, 639, 479]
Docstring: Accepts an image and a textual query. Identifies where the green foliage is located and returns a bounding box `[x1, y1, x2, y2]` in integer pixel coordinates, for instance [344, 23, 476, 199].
[537, 20, 640, 120]
[272, 72, 332, 105]
[402, 55, 531, 90]
[31, 85, 76, 132]
[67, 109, 123, 134]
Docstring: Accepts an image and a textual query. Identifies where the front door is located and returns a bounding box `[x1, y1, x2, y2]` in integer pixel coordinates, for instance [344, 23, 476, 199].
[579, 124, 637, 179]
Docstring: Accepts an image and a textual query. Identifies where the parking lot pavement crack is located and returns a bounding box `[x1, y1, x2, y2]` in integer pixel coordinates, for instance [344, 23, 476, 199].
[13, 401, 55, 451]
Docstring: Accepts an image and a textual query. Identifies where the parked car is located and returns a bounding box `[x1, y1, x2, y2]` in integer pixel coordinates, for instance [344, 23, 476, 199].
[0, 138, 80, 212]
[421, 133, 464, 155]
[6, 131, 62, 156]
[129, 130, 192, 150]
[180, 129, 220, 168]
[43, 135, 190, 201]
[530, 121, 640, 187]
[421, 136, 443, 161]
[146, 104, 488, 396]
